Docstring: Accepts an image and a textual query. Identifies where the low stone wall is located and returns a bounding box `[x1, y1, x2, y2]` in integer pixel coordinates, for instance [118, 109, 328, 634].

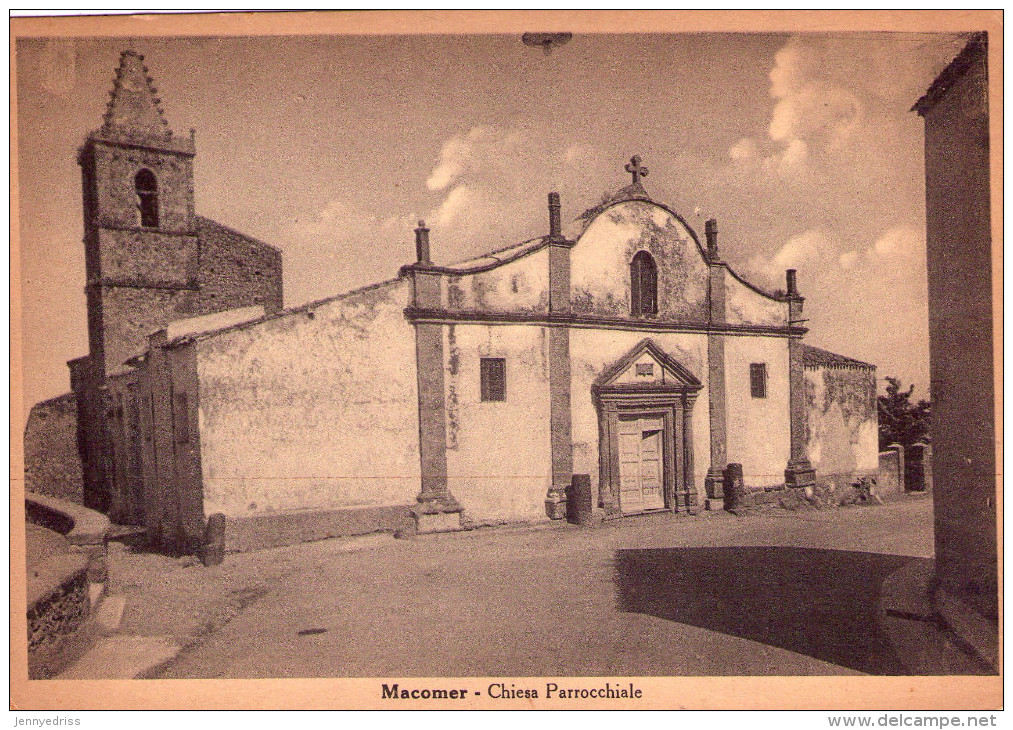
[223, 504, 416, 553]
[25, 491, 111, 546]
[25, 524, 91, 679]
[23, 393, 85, 505]
[878, 445, 905, 495]
[878, 443, 932, 494]
[814, 470, 878, 497]
[24, 492, 112, 677]
[26, 492, 111, 584]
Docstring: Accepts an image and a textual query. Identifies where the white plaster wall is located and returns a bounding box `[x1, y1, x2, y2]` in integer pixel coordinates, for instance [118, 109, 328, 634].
[444, 323, 552, 523]
[196, 280, 421, 517]
[442, 248, 550, 313]
[804, 366, 879, 476]
[725, 273, 787, 327]
[569, 329, 710, 498]
[724, 336, 791, 487]
[857, 420, 879, 470]
[570, 202, 709, 320]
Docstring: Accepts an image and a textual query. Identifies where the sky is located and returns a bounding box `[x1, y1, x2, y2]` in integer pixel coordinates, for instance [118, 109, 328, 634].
[15, 31, 970, 419]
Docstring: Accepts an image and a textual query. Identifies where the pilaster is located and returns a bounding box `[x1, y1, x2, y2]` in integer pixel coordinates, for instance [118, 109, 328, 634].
[545, 192, 575, 519]
[784, 271, 816, 488]
[406, 232, 462, 524]
[704, 220, 728, 502]
[682, 392, 699, 510]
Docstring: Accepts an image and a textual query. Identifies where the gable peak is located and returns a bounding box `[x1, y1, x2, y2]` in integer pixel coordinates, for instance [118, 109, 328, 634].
[578, 156, 657, 221]
[595, 338, 702, 389]
[100, 50, 172, 141]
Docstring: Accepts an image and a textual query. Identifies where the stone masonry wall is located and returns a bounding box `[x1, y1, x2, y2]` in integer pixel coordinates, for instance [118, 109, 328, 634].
[570, 201, 710, 320]
[724, 335, 791, 488]
[99, 287, 199, 375]
[88, 141, 194, 232]
[443, 323, 552, 523]
[195, 216, 283, 316]
[878, 446, 903, 495]
[23, 394, 85, 504]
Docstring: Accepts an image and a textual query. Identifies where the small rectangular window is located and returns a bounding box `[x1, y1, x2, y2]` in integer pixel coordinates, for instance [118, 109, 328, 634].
[480, 358, 506, 402]
[750, 363, 767, 399]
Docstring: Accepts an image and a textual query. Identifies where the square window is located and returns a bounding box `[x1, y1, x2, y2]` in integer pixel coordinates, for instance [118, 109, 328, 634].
[750, 363, 767, 399]
[480, 358, 506, 402]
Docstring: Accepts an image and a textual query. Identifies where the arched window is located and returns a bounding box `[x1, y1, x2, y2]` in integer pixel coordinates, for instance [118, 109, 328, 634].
[134, 169, 159, 228]
[630, 251, 658, 316]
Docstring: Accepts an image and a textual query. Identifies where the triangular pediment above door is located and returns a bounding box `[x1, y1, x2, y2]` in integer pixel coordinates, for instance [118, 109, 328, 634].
[595, 338, 702, 389]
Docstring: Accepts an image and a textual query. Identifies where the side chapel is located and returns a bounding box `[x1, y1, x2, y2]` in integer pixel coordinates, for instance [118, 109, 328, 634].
[41, 51, 880, 552]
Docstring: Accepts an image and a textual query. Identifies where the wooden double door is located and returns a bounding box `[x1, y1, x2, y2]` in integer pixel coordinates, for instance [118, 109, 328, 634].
[617, 415, 666, 514]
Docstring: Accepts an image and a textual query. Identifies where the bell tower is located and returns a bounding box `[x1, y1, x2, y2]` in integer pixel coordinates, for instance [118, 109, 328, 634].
[77, 50, 199, 376]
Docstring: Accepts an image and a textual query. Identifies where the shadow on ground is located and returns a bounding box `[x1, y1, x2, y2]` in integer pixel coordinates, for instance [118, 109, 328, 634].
[615, 546, 917, 675]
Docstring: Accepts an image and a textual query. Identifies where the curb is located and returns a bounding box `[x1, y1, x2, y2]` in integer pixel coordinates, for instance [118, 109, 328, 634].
[935, 587, 1000, 672]
[25, 491, 110, 546]
[878, 558, 998, 675]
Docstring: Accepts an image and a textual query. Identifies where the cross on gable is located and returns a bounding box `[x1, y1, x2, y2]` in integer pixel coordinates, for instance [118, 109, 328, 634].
[625, 155, 649, 185]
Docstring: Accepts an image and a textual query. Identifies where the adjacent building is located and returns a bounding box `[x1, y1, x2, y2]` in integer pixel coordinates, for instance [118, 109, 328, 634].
[913, 31, 997, 624]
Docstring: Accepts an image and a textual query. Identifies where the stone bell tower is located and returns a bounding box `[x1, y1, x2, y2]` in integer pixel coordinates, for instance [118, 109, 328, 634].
[77, 49, 199, 377]
[67, 50, 283, 514]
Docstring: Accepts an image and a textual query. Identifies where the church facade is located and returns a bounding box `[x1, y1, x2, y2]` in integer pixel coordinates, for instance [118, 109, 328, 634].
[34, 51, 880, 553]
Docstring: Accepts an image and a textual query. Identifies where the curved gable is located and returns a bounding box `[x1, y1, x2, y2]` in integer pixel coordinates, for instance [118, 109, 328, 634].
[570, 200, 710, 321]
[441, 245, 550, 314]
[725, 268, 788, 327]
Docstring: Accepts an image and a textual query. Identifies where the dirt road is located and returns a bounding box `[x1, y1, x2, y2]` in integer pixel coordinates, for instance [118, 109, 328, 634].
[95, 495, 971, 679]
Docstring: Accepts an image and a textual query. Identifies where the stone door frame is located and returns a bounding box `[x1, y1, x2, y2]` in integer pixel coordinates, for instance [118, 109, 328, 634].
[591, 339, 704, 517]
[594, 385, 701, 516]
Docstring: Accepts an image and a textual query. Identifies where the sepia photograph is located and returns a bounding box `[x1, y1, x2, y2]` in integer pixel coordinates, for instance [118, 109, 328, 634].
[10, 10, 1001, 711]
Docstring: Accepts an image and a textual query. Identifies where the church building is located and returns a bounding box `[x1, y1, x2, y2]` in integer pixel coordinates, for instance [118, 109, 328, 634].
[33, 51, 880, 554]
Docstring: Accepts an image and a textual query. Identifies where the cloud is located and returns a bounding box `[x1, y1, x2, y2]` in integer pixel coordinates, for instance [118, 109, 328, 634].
[838, 250, 859, 270]
[730, 37, 868, 179]
[425, 134, 471, 191]
[299, 199, 414, 240]
[728, 137, 758, 161]
[420, 125, 612, 258]
[564, 143, 605, 167]
[287, 126, 612, 297]
[871, 225, 921, 259]
[289, 198, 418, 302]
[747, 228, 839, 283]
[425, 126, 525, 191]
[771, 138, 809, 172]
[748, 224, 924, 286]
[742, 222, 928, 391]
[431, 184, 483, 230]
[768, 39, 864, 151]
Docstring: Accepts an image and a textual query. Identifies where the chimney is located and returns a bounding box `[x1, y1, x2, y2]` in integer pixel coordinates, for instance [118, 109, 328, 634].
[786, 269, 798, 297]
[705, 218, 719, 259]
[548, 192, 562, 239]
[414, 220, 431, 264]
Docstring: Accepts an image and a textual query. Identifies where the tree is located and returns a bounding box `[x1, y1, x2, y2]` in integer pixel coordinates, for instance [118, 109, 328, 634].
[878, 377, 931, 451]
